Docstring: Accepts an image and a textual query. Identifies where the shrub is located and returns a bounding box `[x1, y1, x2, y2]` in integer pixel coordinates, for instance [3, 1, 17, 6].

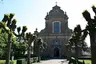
[17, 57, 39, 64]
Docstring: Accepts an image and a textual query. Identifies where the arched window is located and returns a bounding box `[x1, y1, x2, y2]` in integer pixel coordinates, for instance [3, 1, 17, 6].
[53, 21, 61, 33]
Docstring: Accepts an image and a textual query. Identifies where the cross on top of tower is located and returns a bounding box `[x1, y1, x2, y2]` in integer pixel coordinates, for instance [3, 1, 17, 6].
[55, 2, 57, 5]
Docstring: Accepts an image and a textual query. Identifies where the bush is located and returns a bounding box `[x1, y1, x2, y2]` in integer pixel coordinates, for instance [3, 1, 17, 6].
[17, 57, 39, 64]
[10, 60, 17, 64]
[32, 57, 38, 63]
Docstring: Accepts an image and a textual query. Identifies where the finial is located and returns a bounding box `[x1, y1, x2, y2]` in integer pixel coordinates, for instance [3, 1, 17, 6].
[65, 12, 66, 13]
[55, 2, 57, 6]
[47, 12, 48, 15]
[36, 28, 38, 31]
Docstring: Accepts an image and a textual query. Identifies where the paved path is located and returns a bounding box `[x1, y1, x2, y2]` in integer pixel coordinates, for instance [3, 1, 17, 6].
[32, 59, 69, 64]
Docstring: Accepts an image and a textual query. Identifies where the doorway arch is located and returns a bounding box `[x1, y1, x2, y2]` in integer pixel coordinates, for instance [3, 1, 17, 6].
[54, 47, 59, 57]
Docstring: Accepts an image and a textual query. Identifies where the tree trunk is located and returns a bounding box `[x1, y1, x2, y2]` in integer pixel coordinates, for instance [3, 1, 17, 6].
[75, 43, 78, 64]
[89, 32, 96, 64]
[27, 45, 31, 64]
[33, 40, 36, 55]
[38, 45, 40, 62]
[6, 34, 11, 64]
[67, 45, 71, 60]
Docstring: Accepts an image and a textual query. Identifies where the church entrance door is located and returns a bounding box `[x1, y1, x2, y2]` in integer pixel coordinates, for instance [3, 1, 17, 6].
[54, 47, 59, 57]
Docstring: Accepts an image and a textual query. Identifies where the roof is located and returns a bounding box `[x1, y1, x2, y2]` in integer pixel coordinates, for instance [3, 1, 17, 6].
[45, 5, 68, 20]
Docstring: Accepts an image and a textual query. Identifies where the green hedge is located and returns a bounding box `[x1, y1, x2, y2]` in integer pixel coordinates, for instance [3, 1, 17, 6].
[79, 60, 91, 64]
[17, 57, 39, 64]
[0, 60, 17, 64]
[0, 57, 39, 64]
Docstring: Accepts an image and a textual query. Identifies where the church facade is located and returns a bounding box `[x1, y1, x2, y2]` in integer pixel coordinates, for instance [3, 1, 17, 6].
[38, 5, 72, 58]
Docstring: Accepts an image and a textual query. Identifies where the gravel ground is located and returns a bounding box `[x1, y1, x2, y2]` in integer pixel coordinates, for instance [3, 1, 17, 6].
[32, 59, 69, 64]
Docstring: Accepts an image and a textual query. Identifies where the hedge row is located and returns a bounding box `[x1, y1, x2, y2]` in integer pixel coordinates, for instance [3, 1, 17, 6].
[0, 60, 17, 64]
[0, 57, 39, 64]
[17, 57, 39, 64]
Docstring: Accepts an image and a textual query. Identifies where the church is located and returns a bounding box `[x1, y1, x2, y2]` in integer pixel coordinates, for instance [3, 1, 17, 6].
[34, 4, 72, 58]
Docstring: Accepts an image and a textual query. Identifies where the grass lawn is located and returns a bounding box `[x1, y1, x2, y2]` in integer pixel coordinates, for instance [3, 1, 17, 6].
[79, 59, 91, 64]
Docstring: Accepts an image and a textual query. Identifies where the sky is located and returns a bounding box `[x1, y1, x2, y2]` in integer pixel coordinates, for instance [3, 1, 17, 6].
[0, 0, 96, 47]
